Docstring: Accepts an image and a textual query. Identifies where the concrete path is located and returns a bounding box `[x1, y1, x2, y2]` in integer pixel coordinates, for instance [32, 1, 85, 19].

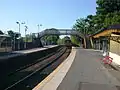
[57, 48, 120, 90]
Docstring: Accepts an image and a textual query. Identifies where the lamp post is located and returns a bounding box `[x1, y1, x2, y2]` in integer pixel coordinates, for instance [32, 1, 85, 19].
[24, 25, 28, 49]
[16, 22, 20, 50]
[14, 33, 16, 50]
[16, 21, 25, 50]
[37, 24, 42, 37]
[37, 24, 42, 32]
[16, 22, 20, 34]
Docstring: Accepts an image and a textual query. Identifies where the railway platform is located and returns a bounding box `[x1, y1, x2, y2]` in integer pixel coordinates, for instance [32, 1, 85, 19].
[0, 45, 58, 59]
[33, 47, 120, 90]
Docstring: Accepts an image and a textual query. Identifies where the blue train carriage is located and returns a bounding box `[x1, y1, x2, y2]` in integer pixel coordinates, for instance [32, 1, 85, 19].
[0, 34, 12, 53]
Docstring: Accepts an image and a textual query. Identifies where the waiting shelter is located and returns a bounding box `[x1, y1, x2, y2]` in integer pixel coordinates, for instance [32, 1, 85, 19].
[91, 24, 120, 65]
[0, 34, 12, 52]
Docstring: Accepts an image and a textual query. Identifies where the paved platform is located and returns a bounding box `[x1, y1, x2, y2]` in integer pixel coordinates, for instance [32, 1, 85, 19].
[13, 45, 58, 54]
[57, 49, 120, 90]
[34, 48, 120, 90]
[0, 45, 58, 59]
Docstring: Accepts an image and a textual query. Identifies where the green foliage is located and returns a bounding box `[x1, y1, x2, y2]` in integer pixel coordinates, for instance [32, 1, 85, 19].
[73, 16, 96, 36]
[73, 18, 88, 35]
[71, 36, 79, 46]
[73, 0, 120, 39]
[46, 35, 59, 44]
[96, 0, 120, 28]
[7, 30, 20, 40]
[104, 12, 120, 27]
[0, 30, 4, 34]
[22, 34, 32, 42]
[72, 0, 120, 47]
[57, 36, 72, 45]
[42, 28, 60, 44]
[96, 0, 120, 15]
[57, 38, 64, 45]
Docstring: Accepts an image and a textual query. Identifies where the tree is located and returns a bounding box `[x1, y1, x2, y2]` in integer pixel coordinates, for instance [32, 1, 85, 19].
[104, 12, 120, 27]
[22, 34, 33, 42]
[72, 0, 120, 48]
[96, 0, 120, 15]
[71, 36, 80, 46]
[0, 30, 4, 34]
[7, 30, 20, 40]
[73, 0, 120, 34]
[96, 0, 120, 28]
[73, 17, 97, 48]
[57, 38, 64, 45]
[42, 28, 60, 45]
[73, 18, 88, 35]
[73, 15, 99, 35]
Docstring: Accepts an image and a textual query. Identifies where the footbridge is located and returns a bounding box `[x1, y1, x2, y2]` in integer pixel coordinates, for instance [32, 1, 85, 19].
[32, 28, 88, 48]
[32, 29, 84, 39]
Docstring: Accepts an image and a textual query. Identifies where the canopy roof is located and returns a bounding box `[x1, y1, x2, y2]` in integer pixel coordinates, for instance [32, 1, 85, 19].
[0, 34, 10, 37]
[91, 24, 120, 38]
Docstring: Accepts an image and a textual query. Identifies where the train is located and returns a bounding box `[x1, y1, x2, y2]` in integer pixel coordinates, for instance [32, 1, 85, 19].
[64, 36, 72, 49]
[64, 36, 80, 48]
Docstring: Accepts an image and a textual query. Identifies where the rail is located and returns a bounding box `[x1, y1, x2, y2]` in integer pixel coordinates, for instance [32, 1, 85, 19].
[2, 46, 70, 90]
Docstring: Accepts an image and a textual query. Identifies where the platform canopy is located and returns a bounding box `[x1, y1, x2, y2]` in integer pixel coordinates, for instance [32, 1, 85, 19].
[91, 24, 120, 38]
[0, 34, 11, 47]
[90, 24, 120, 44]
[0, 34, 10, 41]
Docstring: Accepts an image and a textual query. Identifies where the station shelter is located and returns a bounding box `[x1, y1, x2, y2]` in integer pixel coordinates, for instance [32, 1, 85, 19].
[91, 24, 120, 65]
[0, 34, 12, 52]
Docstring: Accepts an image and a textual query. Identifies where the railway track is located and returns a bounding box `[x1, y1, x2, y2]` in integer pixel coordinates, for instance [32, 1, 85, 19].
[7, 47, 64, 76]
[2, 46, 71, 90]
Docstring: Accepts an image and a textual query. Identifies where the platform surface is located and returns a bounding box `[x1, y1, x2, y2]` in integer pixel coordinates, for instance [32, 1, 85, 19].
[57, 48, 120, 90]
[0, 45, 58, 59]
[33, 48, 120, 90]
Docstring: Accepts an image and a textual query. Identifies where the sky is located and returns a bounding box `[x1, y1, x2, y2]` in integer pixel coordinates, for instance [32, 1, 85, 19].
[0, 0, 97, 36]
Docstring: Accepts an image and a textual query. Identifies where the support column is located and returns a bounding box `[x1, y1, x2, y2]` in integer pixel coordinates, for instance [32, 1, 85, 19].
[79, 38, 83, 48]
[93, 39, 96, 49]
[83, 37, 86, 48]
[99, 38, 101, 50]
[90, 37, 93, 49]
[95, 39, 97, 49]
[102, 40, 105, 52]
[103, 37, 109, 56]
[39, 38, 43, 47]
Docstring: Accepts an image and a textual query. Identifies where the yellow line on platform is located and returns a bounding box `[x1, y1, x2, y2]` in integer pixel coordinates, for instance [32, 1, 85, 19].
[33, 47, 76, 90]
